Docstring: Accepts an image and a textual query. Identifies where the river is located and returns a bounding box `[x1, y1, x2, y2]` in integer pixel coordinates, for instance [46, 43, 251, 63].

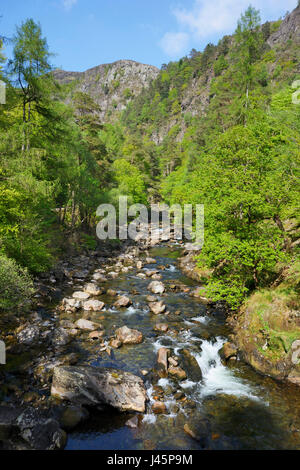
[62, 244, 300, 450]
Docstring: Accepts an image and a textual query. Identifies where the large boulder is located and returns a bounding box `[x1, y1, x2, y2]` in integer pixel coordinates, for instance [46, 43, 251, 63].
[115, 326, 143, 344]
[148, 281, 165, 295]
[51, 366, 147, 412]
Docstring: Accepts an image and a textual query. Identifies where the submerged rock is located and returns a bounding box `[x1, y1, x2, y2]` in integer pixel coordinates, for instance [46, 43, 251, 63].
[51, 366, 147, 412]
[152, 401, 167, 414]
[60, 406, 89, 431]
[75, 319, 102, 331]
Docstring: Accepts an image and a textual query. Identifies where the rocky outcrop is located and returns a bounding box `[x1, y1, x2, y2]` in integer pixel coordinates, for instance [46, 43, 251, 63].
[267, 5, 300, 48]
[53, 60, 159, 122]
[51, 366, 147, 412]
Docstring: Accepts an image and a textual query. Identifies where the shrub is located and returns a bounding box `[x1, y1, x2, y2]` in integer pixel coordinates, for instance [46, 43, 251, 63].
[0, 254, 34, 310]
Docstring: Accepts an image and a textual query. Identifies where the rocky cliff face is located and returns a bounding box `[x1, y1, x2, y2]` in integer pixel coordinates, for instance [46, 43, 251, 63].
[267, 4, 300, 47]
[53, 60, 159, 121]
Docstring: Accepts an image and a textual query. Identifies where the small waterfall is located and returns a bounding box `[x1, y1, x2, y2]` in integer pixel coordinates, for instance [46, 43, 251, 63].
[193, 338, 259, 400]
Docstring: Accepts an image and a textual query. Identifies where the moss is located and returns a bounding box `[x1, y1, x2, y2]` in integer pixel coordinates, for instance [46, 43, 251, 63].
[235, 259, 300, 376]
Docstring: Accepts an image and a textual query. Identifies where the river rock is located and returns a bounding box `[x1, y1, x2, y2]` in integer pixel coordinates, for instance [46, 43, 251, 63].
[84, 283, 103, 296]
[146, 257, 157, 264]
[114, 296, 132, 308]
[157, 347, 169, 373]
[88, 331, 104, 340]
[51, 366, 147, 412]
[115, 326, 143, 344]
[52, 328, 72, 348]
[125, 416, 139, 429]
[109, 338, 122, 349]
[149, 301, 166, 314]
[137, 273, 146, 279]
[108, 271, 119, 279]
[75, 319, 102, 331]
[14, 408, 67, 450]
[152, 274, 162, 280]
[148, 281, 165, 294]
[62, 298, 81, 311]
[145, 269, 159, 277]
[92, 273, 107, 282]
[72, 291, 90, 301]
[17, 325, 40, 346]
[152, 401, 167, 414]
[107, 289, 117, 296]
[154, 323, 169, 332]
[82, 299, 105, 311]
[219, 342, 238, 361]
[168, 357, 179, 367]
[136, 261, 143, 270]
[180, 349, 202, 381]
[168, 366, 187, 381]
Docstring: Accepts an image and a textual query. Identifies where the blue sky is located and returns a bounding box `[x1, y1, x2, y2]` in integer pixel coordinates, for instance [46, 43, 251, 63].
[1, 0, 298, 71]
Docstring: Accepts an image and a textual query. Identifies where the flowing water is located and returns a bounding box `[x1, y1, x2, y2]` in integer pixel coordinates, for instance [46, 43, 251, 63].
[65, 245, 300, 450]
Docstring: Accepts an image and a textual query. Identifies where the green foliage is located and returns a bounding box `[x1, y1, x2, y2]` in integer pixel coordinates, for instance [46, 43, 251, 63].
[0, 254, 34, 310]
[111, 158, 147, 205]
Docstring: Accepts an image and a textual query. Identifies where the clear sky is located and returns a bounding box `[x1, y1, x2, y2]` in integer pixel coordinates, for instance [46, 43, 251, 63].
[1, 0, 298, 71]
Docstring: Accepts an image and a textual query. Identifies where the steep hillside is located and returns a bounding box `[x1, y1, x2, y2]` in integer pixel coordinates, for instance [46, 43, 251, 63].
[53, 60, 159, 121]
[122, 5, 300, 145]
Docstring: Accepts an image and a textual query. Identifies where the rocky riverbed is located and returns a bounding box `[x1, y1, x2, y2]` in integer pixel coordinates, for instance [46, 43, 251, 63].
[1, 238, 300, 450]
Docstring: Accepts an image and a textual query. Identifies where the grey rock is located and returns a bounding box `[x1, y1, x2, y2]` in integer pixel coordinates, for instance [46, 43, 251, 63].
[51, 366, 147, 412]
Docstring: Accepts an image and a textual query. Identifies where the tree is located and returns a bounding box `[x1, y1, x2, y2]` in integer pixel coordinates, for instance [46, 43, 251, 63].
[8, 19, 53, 149]
[233, 6, 264, 120]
